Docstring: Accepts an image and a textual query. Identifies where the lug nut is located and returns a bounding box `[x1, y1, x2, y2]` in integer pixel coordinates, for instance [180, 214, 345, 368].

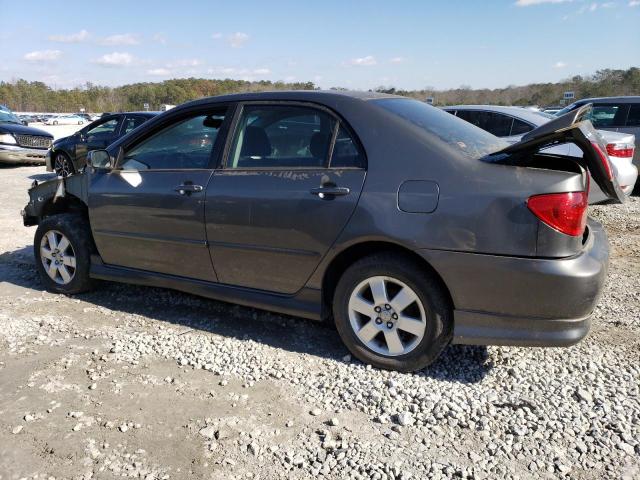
[392, 313, 398, 319]
[374, 306, 381, 313]
[385, 304, 391, 310]
[386, 322, 394, 329]
[375, 318, 382, 325]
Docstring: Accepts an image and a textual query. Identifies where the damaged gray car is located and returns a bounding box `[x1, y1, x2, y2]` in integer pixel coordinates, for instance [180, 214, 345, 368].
[22, 91, 624, 372]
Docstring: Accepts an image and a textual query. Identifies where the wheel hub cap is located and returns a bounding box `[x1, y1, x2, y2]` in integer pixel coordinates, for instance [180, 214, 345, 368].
[347, 276, 427, 357]
[40, 230, 76, 285]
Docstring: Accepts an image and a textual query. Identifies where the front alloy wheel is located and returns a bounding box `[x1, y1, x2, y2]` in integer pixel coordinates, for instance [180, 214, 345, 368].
[40, 230, 76, 285]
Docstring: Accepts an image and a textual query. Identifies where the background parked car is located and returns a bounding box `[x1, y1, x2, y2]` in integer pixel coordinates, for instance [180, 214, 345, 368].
[0, 107, 53, 165]
[47, 111, 158, 176]
[555, 97, 640, 174]
[45, 114, 87, 126]
[444, 105, 637, 199]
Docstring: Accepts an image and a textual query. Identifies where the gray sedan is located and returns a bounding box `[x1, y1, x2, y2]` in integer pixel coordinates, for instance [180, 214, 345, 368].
[444, 105, 638, 201]
[22, 92, 624, 372]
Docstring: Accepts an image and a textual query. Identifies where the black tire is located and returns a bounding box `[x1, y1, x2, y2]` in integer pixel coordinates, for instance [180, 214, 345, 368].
[34, 214, 94, 295]
[53, 151, 75, 177]
[333, 253, 453, 372]
[53, 120, 58, 125]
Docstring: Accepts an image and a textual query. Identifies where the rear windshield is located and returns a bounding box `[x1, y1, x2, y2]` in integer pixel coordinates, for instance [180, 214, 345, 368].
[372, 98, 508, 160]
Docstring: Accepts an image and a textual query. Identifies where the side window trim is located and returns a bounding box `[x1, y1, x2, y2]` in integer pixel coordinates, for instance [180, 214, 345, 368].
[221, 101, 367, 171]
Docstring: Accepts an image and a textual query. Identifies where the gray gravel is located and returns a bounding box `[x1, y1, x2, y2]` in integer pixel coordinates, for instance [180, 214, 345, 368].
[0, 165, 638, 479]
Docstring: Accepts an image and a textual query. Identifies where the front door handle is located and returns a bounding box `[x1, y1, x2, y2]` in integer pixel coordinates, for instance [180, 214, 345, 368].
[175, 183, 204, 195]
[310, 186, 350, 197]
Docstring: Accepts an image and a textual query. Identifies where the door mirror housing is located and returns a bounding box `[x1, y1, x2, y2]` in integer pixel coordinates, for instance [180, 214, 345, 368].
[86, 149, 112, 170]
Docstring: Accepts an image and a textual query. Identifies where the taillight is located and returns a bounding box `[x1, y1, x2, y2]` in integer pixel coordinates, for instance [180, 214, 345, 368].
[591, 141, 614, 180]
[527, 192, 588, 236]
[606, 143, 635, 158]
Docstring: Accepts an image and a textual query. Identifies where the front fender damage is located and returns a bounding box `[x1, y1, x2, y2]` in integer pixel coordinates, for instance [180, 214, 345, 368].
[21, 175, 89, 226]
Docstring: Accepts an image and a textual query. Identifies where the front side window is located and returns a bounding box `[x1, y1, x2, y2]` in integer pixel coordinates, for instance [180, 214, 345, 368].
[87, 119, 119, 137]
[121, 111, 226, 170]
[476, 112, 513, 137]
[228, 105, 336, 169]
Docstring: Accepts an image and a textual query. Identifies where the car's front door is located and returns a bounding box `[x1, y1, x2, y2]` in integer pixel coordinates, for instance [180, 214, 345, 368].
[76, 117, 123, 164]
[88, 109, 229, 281]
[206, 102, 367, 294]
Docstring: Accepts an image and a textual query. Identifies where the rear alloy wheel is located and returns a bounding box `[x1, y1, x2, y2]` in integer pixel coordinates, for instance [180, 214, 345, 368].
[333, 253, 452, 372]
[34, 214, 93, 294]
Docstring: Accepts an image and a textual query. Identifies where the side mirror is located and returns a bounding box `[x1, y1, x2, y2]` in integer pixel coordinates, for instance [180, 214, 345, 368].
[86, 149, 112, 170]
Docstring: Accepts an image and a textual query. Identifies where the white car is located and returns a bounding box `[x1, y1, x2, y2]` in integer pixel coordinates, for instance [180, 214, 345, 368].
[45, 114, 86, 126]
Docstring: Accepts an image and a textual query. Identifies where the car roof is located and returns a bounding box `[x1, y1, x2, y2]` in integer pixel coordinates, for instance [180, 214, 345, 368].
[176, 90, 402, 110]
[443, 105, 550, 126]
[571, 96, 640, 104]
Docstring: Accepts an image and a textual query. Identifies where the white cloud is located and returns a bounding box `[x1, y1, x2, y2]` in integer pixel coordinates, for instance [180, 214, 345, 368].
[348, 55, 377, 66]
[629, 0, 640, 5]
[390, 56, 406, 64]
[153, 33, 167, 44]
[24, 50, 62, 62]
[147, 68, 171, 76]
[93, 52, 134, 67]
[170, 58, 201, 67]
[48, 30, 89, 43]
[100, 33, 140, 46]
[554, 61, 567, 68]
[207, 66, 271, 78]
[227, 32, 249, 48]
[211, 32, 223, 39]
[252, 68, 271, 75]
[515, 0, 572, 5]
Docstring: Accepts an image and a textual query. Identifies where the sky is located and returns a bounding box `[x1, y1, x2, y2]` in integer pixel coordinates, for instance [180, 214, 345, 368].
[0, 0, 639, 91]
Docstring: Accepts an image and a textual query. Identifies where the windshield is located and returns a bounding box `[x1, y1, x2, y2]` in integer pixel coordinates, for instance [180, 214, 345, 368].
[372, 98, 508, 160]
[0, 110, 21, 124]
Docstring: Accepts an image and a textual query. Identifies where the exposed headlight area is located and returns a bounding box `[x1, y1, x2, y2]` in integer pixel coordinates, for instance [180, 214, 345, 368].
[0, 133, 17, 145]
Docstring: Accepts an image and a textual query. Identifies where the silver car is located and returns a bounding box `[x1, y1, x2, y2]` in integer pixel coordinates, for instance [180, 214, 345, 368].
[444, 105, 637, 201]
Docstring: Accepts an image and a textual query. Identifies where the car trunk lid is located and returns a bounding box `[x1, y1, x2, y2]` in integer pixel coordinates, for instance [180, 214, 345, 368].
[484, 103, 625, 203]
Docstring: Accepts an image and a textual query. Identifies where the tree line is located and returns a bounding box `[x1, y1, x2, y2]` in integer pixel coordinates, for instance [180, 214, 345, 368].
[1, 67, 638, 113]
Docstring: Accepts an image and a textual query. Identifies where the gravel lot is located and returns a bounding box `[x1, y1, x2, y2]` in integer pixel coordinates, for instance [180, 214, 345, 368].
[0, 165, 638, 480]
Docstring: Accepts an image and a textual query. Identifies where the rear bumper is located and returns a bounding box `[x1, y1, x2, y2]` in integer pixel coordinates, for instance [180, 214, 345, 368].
[416, 219, 609, 347]
[0, 145, 48, 164]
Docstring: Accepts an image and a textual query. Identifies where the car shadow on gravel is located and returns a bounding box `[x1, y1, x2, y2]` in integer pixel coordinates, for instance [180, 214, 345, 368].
[0, 246, 492, 383]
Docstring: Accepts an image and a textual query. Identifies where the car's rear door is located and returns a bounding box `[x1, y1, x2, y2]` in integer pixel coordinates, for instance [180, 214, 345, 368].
[88, 108, 229, 281]
[487, 104, 625, 203]
[205, 102, 367, 294]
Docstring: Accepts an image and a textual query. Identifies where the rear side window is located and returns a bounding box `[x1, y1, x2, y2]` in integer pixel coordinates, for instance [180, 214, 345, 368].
[511, 118, 533, 135]
[590, 105, 625, 128]
[477, 112, 513, 137]
[123, 116, 147, 134]
[626, 105, 640, 127]
[330, 125, 365, 168]
[228, 105, 336, 169]
[373, 99, 508, 160]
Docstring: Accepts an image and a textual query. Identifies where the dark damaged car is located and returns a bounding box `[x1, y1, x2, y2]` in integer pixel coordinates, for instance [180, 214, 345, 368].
[21, 91, 624, 372]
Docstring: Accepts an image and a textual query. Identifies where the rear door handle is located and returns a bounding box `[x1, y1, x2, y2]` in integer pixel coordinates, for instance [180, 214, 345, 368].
[175, 183, 204, 195]
[310, 186, 350, 197]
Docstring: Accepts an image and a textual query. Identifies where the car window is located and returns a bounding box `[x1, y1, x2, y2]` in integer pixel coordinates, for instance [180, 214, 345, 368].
[228, 105, 336, 169]
[477, 112, 513, 137]
[455, 110, 476, 123]
[87, 119, 120, 137]
[511, 118, 533, 136]
[373, 99, 508, 161]
[121, 111, 226, 170]
[625, 105, 640, 127]
[330, 125, 366, 168]
[123, 116, 147, 134]
[589, 105, 624, 128]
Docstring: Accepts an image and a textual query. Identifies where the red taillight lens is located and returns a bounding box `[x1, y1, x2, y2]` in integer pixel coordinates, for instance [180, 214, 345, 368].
[606, 143, 635, 158]
[527, 192, 588, 236]
[591, 141, 614, 180]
